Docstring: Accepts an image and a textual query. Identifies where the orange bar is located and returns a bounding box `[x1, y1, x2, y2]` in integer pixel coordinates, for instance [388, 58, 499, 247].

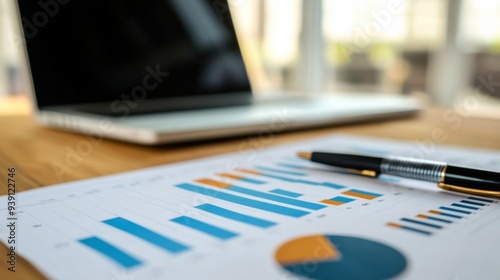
[342, 191, 377, 200]
[320, 199, 344, 206]
[386, 222, 403, 229]
[195, 178, 232, 189]
[417, 214, 430, 219]
[428, 210, 441, 215]
[218, 173, 244, 180]
[236, 168, 261, 175]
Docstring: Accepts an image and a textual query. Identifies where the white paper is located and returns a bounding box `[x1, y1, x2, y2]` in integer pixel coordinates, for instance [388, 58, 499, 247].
[1, 134, 500, 280]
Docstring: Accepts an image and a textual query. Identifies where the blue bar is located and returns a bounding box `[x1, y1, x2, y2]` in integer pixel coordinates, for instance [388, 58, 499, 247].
[399, 225, 432, 235]
[401, 218, 442, 229]
[270, 188, 303, 198]
[175, 183, 309, 218]
[421, 216, 452, 224]
[79, 237, 142, 268]
[430, 210, 462, 219]
[451, 203, 479, 210]
[331, 196, 355, 203]
[377, 175, 402, 183]
[103, 217, 189, 254]
[439, 206, 471, 215]
[320, 182, 346, 189]
[467, 196, 494, 203]
[239, 177, 266, 184]
[349, 189, 382, 197]
[255, 166, 307, 176]
[276, 162, 308, 169]
[228, 186, 326, 210]
[196, 204, 276, 228]
[460, 200, 486, 206]
[259, 173, 295, 182]
[171, 216, 238, 240]
[255, 172, 346, 189]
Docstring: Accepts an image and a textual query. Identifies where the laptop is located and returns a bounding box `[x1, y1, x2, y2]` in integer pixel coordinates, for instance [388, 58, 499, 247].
[15, 0, 419, 145]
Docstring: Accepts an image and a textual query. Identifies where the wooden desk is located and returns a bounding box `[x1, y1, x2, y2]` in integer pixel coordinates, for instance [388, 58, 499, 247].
[1, 97, 500, 279]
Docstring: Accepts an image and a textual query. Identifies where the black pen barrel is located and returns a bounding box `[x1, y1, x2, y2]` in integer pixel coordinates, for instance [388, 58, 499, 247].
[311, 152, 383, 173]
[445, 165, 500, 191]
[306, 152, 500, 197]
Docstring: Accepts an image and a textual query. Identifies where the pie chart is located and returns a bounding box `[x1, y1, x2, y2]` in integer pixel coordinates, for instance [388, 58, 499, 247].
[275, 235, 407, 280]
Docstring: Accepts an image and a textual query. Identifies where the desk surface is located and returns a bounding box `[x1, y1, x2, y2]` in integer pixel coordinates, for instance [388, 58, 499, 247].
[1, 98, 500, 279]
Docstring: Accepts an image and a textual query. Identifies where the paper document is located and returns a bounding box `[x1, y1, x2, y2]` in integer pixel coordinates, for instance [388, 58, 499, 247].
[1, 134, 500, 279]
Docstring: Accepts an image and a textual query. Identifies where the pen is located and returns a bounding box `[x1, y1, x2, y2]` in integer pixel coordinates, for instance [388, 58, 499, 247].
[297, 151, 500, 197]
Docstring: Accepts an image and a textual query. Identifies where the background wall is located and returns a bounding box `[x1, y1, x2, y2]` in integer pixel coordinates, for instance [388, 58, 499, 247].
[231, 0, 500, 109]
[1, 0, 500, 110]
[0, 0, 22, 96]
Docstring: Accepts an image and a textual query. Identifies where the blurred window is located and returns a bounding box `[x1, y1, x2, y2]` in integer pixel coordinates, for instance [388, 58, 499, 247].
[323, 0, 446, 93]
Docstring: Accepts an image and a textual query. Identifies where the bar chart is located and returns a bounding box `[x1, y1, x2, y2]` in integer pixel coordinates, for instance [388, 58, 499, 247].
[228, 163, 386, 207]
[103, 217, 190, 253]
[236, 167, 347, 189]
[193, 178, 327, 210]
[3, 134, 500, 280]
[175, 183, 310, 218]
[15, 159, 495, 274]
[387, 196, 494, 236]
[195, 203, 276, 228]
[71, 163, 394, 268]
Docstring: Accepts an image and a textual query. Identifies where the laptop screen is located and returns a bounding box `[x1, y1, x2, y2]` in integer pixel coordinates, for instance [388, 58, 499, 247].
[17, 0, 252, 114]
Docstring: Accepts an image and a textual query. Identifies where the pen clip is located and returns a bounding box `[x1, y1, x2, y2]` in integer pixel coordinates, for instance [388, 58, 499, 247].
[437, 182, 500, 197]
[345, 168, 378, 177]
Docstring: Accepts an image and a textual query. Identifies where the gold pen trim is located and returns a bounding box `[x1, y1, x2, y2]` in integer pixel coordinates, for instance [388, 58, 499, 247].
[440, 165, 448, 183]
[438, 164, 500, 197]
[437, 182, 500, 197]
[345, 168, 378, 177]
[297, 152, 312, 160]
